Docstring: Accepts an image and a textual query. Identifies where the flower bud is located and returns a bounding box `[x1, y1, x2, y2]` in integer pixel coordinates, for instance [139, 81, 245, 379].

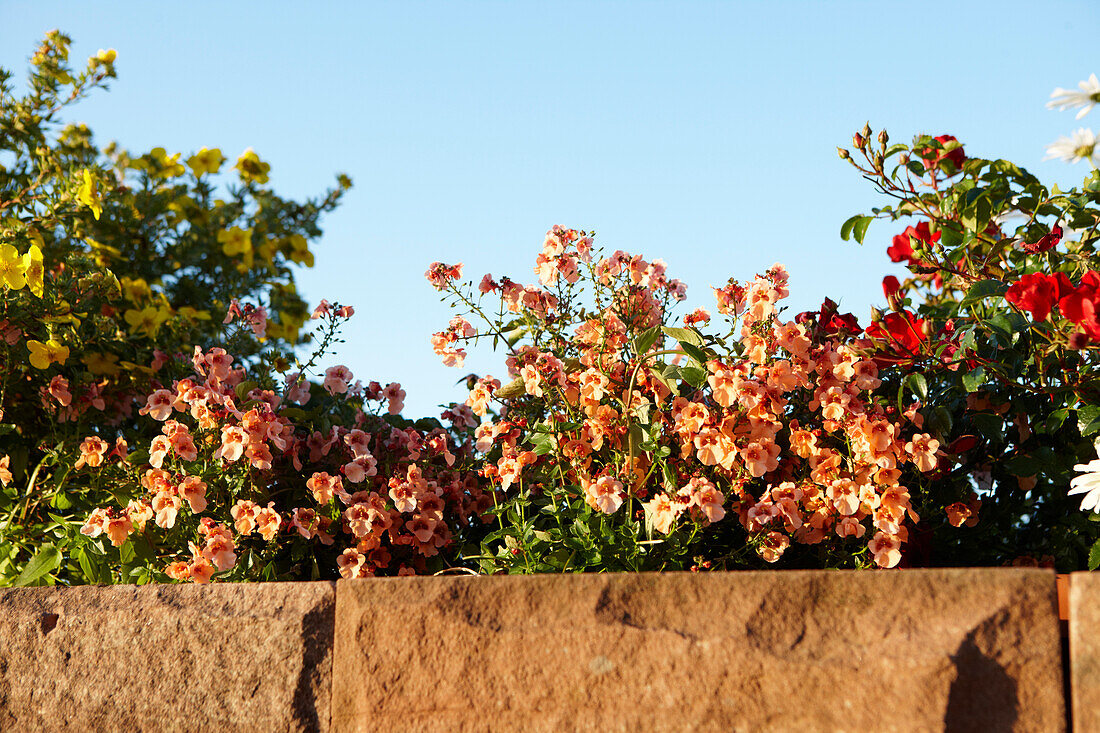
[853, 133, 865, 148]
[878, 129, 889, 146]
[861, 122, 872, 141]
[873, 153, 884, 170]
[837, 147, 850, 160]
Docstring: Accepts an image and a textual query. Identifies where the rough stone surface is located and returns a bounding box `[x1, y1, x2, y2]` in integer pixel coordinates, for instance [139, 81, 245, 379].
[0, 581, 335, 732]
[333, 570, 1063, 732]
[1070, 572, 1100, 732]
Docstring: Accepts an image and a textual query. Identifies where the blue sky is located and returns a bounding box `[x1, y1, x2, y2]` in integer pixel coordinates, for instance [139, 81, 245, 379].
[3, 1, 1097, 416]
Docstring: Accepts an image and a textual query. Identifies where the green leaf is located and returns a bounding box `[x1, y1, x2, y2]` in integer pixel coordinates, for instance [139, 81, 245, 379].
[1090, 539, 1100, 571]
[633, 326, 660, 355]
[679, 366, 706, 389]
[961, 367, 986, 393]
[1079, 405, 1100, 437]
[906, 373, 928, 401]
[960, 280, 1008, 308]
[660, 326, 703, 347]
[853, 216, 873, 244]
[679, 343, 707, 366]
[1045, 409, 1070, 434]
[841, 214, 873, 243]
[13, 544, 61, 587]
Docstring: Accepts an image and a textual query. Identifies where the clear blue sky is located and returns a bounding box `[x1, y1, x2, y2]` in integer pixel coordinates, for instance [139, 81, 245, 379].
[3, 1, 1097, 417]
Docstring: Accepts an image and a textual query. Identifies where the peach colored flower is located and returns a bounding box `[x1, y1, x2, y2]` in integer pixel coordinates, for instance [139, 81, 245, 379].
[255, 504, 282, 541]
[74, 436, 109, 469]
[0, 455, 10, 486]
[868, 532, 903, 568]
[685, 477, 725, 523]
[105, 513, 134, 547]
[215, 425, 248, 462]
[757, 531, 790, 563]
[164, 561, 191, 581]
[835, 516, 866, 539]
[202, 535, 237, 571]
[188, 557, 215, 584]
[179, 476, 208, 513]
[152, 491, 182, 529]
[231, 500, 261, 536]
[337, 548, 368, 579]
[586, 476, 624, 515]
[344, 453, 379, 483]
[383, 382, 406, 414]
[307, 472, 344, 504]
[646, 493, 681, 534]
[80, 507, 110, 538]
[905, 433, 939, 472]
[139, 389, 178, 421]
[741, 439, 780, 478]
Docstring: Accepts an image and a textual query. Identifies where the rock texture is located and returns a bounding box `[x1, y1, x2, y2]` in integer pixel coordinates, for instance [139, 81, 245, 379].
[1071, 572, 1100, 732]
[0, 581, 335, 732]
[333, 570, 1063, 732]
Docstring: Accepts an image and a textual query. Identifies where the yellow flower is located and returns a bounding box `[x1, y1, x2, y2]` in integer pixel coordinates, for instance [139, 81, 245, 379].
[218, 227, 254, 268]
[286, 234, 315, 267]
[187, 148, 225, 177]
[124, 306, 169, 337]
[178, 306, 211, 321]
[23, 244, 44, 297]
[82, 351, 121, 377]
[120, 276, 152, 303]
[234, 148, 270, 184]
[146, 147, 185, 178]
[96, 48, 117, 64]
[27, 339, 69, 369]
[77, 169, 103, 220]
[0, 244, 27, 290]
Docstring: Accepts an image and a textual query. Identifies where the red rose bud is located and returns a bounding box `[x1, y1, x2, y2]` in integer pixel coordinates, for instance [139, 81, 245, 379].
[882, 275, 901, 305]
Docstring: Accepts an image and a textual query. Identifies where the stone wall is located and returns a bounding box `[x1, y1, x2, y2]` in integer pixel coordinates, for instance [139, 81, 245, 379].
[0, 569, 1082, 732]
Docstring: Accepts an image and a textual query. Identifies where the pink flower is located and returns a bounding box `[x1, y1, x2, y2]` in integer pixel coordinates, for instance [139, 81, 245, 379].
[48, 376, 72, 407]
[383, 382, 406, 414]
[323, 365, 353, 395]
[425, 262, 463, 290]
[140, 389, 177, 421]
[311, 299, 332, 319]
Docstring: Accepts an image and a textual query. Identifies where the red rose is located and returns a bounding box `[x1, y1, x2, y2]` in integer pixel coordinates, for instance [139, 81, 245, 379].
[919, 134, 965, 170]
[887, 222, 940, 265]
[865, 310, 927, 357]
[1058, 270, 1100, 339]
[1006, 272, 1073, 321]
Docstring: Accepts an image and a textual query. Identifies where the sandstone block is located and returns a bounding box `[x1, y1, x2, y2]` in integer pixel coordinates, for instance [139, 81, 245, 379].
[1070, 572, 1100, 732]
[333, 570, 1062, 732]
[0, 581, 335, 732]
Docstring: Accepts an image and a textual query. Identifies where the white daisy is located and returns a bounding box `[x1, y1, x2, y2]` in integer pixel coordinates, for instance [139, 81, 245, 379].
[1069, 458, 1100, 512]
[1047, 74, 1100, 120]
[1044, 128, 1097, 164]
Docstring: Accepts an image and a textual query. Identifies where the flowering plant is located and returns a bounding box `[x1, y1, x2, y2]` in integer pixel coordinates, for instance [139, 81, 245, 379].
[834, 76, 1100, 569]
[428, 227, 962, 571]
